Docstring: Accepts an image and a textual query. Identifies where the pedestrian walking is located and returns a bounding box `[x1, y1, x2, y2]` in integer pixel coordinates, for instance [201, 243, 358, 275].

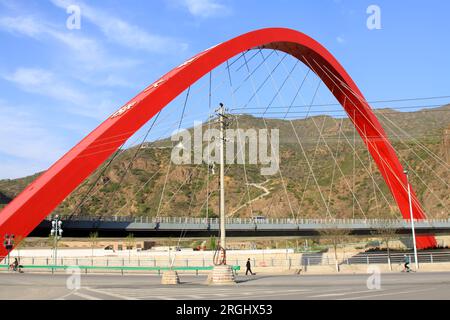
[402, 255, 411, 272]
[246, 258, 255, 275]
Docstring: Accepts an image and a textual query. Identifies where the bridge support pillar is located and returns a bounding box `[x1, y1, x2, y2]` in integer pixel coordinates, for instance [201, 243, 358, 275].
[161, 270, 180, 285]
[208, 265, 236, 285]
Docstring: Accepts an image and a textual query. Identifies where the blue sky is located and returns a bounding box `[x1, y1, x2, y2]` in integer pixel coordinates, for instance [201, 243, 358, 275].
[0, 0, 449, 179]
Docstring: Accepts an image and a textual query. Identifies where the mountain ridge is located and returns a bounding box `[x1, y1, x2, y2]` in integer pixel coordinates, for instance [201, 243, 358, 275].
[0, 105, 448, 220]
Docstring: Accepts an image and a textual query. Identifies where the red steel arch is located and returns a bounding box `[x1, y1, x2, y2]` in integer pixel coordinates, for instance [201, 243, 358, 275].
[0, 28, 436, 256]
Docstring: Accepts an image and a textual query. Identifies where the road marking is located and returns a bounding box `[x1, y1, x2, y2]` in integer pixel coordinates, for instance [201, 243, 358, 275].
[235, 287, 357, 300]
[186, 295, 204, 299]
[339, 287, 437, 300]
[310, 289, 384, 298]
[218, 289, 311, 300]
[101, 287, 232, 299]
[54, 291, 78, 300]
[84, 287, 138, 300]
[71, 291, 102, 300]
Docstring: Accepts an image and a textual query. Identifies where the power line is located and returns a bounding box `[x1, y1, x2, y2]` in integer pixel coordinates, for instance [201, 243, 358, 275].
[368, 95, 450, 104]
[232, 105, 450, 115]
[231, 102, 450, 112]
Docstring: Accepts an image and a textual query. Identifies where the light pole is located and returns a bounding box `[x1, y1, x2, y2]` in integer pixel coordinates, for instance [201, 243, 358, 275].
[404, 169, 419, 270]
[50, 215, 63, 267]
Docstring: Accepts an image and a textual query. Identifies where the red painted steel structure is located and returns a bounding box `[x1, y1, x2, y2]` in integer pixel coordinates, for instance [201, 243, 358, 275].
[0, 28, 436, 257]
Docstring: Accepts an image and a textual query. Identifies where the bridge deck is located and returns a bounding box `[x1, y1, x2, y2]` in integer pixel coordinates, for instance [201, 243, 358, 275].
[30, 217, 450, 238]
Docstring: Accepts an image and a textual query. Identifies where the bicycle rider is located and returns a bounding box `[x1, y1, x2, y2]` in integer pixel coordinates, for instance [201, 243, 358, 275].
[10, 258, 23, 273]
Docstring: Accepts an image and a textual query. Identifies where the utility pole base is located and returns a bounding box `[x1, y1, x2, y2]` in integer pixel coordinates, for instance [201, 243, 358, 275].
[161, 270, 180, 285]
[208, 265, 236, 285]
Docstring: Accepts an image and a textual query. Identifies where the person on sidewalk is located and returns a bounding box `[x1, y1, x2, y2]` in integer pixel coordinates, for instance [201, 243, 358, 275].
[403, 255, 411, 272]
[246, 258, 255, 275]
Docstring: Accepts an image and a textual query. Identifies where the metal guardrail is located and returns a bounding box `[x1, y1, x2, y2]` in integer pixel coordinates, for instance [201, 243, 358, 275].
[0, 264, 241, 275]
[301, 252, 450, 266]
[3, 252, 450, 269]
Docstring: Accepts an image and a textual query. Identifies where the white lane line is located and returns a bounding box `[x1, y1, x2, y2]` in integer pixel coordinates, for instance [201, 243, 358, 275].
[98, 289, 151, 296]
[54, 291, 78, 300]
[302, 288, 350, 294]
[259, 289, 311, 294]
[136, 295, 174, 300]
[217, 289, 312, 300]
[233, 287, 362, 300]
[339, 287, 437, 300]
[84, 287, 138, 300]
[102, 288, 223, 299]
[186, 295, 204, 299]
[71, 291, 102, 300]
[311, 289, 384, 298]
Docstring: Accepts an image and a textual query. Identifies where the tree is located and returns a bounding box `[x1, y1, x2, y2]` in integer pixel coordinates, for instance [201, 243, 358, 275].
[209, 236, 217, 251]
[125, 233, 135, 263]
[47, 234, 55, 247]
[371, 220, 398, 271]
[89, 232, 99, 262]
[125, 233, 135, 249]
[318, 227, 351, 272]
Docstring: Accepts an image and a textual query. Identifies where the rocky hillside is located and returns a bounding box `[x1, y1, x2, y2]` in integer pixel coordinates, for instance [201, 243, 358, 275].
[0, 105, 449, 220]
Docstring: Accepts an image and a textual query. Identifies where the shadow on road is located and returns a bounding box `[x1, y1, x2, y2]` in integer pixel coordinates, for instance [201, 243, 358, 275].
[235, 275, 283, 284]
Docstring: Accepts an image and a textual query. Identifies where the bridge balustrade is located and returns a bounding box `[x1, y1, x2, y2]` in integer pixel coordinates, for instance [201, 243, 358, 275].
[45, 215, 450, 229]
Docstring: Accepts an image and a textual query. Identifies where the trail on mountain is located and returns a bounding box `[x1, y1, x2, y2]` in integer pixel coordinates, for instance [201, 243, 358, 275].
[228, 179, 272, 217]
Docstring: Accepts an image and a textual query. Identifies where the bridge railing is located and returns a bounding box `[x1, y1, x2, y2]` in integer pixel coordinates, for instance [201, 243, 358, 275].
[47, 215, 450, 226]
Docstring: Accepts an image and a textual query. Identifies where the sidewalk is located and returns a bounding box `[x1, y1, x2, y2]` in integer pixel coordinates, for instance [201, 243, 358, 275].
[1, 262, 449, 276]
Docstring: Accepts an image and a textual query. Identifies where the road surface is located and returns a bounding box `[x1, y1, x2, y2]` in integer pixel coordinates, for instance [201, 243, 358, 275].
[0, 272, 449, 300]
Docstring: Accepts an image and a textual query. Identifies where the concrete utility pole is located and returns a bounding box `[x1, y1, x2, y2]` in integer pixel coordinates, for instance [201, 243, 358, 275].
[218, 103, 226, 251]
[404, 169, 419, 270]
[209, 103, 235, 285]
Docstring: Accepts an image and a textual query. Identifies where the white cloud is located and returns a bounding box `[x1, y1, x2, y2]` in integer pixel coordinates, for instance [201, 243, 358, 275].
[0, 15, 43, 38]
[0, 15, 141, 91]
[170, 0, 231, 18]
[179, 0, 230, 18]
[50, 0, 188, 53]
[76, 74, 135, 89]
[0, 15, 135, 119]
[336, 36, 345, 44]
[3, 68, 87, 105]
[0, 15, 141, 72]
[2, 67, 119, 120]
[0, 102, 67, 178]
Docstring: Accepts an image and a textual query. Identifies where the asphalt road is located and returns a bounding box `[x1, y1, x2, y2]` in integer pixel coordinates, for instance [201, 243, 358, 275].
[0, 272, 449, 300]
